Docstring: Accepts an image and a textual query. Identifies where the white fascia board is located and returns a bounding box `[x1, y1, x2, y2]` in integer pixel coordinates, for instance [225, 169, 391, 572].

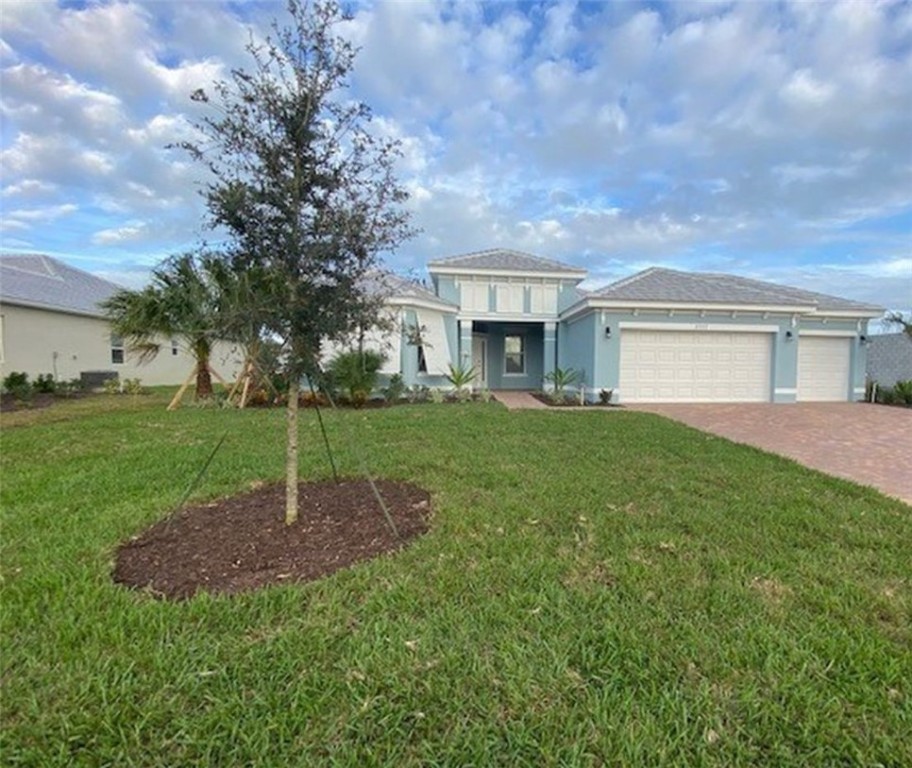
[807, 309, 883, 319]
[459, 312, 556, 323]
[560, 298, 816, 321]
[386, 296, 458, 314]
[430, 266, 586, 281]
[0, 297, 105, 320]
[797, 329, 858, 337]
[619, 321, 782, 333]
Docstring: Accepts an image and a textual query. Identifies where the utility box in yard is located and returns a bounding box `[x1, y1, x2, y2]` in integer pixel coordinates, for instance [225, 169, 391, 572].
[80, 370, 118, 390]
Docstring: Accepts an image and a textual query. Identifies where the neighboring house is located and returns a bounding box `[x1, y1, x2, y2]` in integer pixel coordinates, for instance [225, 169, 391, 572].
[866, 333, 912, 386]
[373, 248, 882, 403]
[0, 254, 241, 385]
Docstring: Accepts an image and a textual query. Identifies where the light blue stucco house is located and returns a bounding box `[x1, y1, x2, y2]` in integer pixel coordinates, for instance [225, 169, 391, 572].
[371, 249, 882, 403]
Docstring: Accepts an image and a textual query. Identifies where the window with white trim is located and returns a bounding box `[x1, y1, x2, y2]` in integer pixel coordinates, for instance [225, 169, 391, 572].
[111, 334, 125, 365]
[495, 283, 524, 313]
[504, 334, 525, 375]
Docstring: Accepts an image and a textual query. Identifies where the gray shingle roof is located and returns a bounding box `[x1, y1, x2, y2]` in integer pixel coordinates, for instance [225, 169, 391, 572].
[428, 248, 585, 275]
[590, 267, 882, 313]
[0, 254, 122, 317]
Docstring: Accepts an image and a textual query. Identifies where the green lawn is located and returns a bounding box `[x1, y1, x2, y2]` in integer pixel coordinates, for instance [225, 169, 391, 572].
[2, 395, 910, 766]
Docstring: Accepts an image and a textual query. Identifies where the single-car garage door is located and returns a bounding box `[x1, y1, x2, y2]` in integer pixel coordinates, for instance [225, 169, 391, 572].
[619, 329, 772, 403]
[797, 336, 850, 401]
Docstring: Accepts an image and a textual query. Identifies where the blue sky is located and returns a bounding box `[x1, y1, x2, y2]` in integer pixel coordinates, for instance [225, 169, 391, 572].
[1, 0, 910, 313]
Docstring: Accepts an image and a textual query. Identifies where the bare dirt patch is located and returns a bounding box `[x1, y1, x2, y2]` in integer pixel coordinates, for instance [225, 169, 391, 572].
[749, 576, 792, 605]
[113, 479, 431, 600]
[0, 392, 88, 413]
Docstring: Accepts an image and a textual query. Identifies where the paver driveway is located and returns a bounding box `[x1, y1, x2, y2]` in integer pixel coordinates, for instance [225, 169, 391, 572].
[632, 402, 912, 506]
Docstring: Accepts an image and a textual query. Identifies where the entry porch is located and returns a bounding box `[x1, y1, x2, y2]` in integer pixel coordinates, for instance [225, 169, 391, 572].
[457, 320, 557, 391]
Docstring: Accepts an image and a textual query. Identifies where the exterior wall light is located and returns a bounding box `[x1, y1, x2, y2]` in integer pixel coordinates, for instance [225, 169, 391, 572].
[605, 325, 612, 339]
[785, 330, 794, 341]
[859, 334, 869, 345]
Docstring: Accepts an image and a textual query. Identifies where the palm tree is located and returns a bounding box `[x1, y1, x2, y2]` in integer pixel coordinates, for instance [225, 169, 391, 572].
[886, 311, 912, 339]
[101, 252, 232, 401]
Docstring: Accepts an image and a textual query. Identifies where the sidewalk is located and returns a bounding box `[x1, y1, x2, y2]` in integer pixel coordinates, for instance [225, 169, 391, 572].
[491, 391, 550, 410]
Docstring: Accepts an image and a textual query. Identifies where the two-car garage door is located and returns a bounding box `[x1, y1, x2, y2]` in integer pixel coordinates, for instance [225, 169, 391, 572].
[618, 329, 853, 403]
[619, 330, 771, 403]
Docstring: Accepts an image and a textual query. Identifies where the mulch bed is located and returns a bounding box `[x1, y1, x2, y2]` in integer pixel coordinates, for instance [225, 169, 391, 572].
[113, 479, 431, 600]
[531, 393, 621, 408]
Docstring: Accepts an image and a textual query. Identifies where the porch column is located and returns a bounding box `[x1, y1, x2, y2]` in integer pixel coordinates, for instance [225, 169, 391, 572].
[544, 321, 557, 385]
[459, 320, 473, 369]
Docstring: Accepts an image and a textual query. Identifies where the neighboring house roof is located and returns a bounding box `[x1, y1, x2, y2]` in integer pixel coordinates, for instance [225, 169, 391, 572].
[866, 332, 912, 385]
[580, 267, 882, 315]
[0, 254, 122, 318]
[428, 248, 586, 278]
[363, 270, 458, 312]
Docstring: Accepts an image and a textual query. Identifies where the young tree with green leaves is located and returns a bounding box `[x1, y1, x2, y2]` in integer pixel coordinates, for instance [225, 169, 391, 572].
[180, 0, 415, 523]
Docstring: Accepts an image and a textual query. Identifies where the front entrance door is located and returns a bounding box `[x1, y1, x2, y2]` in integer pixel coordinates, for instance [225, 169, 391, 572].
[472, 335, 487, 387]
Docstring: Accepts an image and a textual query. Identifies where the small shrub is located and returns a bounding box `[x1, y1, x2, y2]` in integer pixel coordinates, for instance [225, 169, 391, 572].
[893, 380, 912, 405]
[599, 388, 614, 405]
[328, 350, 385, 403]
[299, 390, 329, 408]
[3, 371, 30, 393]
[445, 363, 476, 394]
[57, 378, 84, 398]
[34, 374, 56, 394]
[406, 385, 429, 404]
[429, 388, 445, 404]
[122, 378, 145, 395]
[873, 381, 912, 406]
[382, 373, 406, 403]
[247, 388, 276, 407]
[544, 367, 580, 401]
[455, 387, 473, 403]
[103, 378, 122, 395]
[479, 389, 493, 403]
[3, 372, 33, 402]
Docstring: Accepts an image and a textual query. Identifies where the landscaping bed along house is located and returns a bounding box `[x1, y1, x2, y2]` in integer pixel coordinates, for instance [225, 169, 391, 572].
[2, 391, 910, 766]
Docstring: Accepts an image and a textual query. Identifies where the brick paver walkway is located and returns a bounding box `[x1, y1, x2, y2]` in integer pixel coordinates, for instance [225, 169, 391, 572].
[632, 403, 912, 506]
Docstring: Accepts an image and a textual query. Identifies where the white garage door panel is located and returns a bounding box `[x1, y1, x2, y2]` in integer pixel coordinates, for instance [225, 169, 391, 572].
[620, 330, 771, 403]
[797, 336, 850, 401]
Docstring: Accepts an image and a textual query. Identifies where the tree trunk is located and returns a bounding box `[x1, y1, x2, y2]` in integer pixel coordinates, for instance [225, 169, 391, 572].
[285, 376, 299, 525]
[195, 341, 213, 399]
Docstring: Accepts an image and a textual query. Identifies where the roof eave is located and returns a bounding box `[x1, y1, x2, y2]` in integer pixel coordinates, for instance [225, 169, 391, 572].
[808, 308, 884, 319]
[386, 296, 459, 313]
[559, 298, 819, 321]
[427, 265, 587, 281]
[0, 296, 106, 319]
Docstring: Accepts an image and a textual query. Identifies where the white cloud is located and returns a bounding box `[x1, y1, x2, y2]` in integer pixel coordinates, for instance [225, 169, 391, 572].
[781, 69, 837, 106]
[2, 179, 57, 197]
[92, 223, 148, 245]
[2, 203, 78, 234]
[0, 0, 908, 311]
